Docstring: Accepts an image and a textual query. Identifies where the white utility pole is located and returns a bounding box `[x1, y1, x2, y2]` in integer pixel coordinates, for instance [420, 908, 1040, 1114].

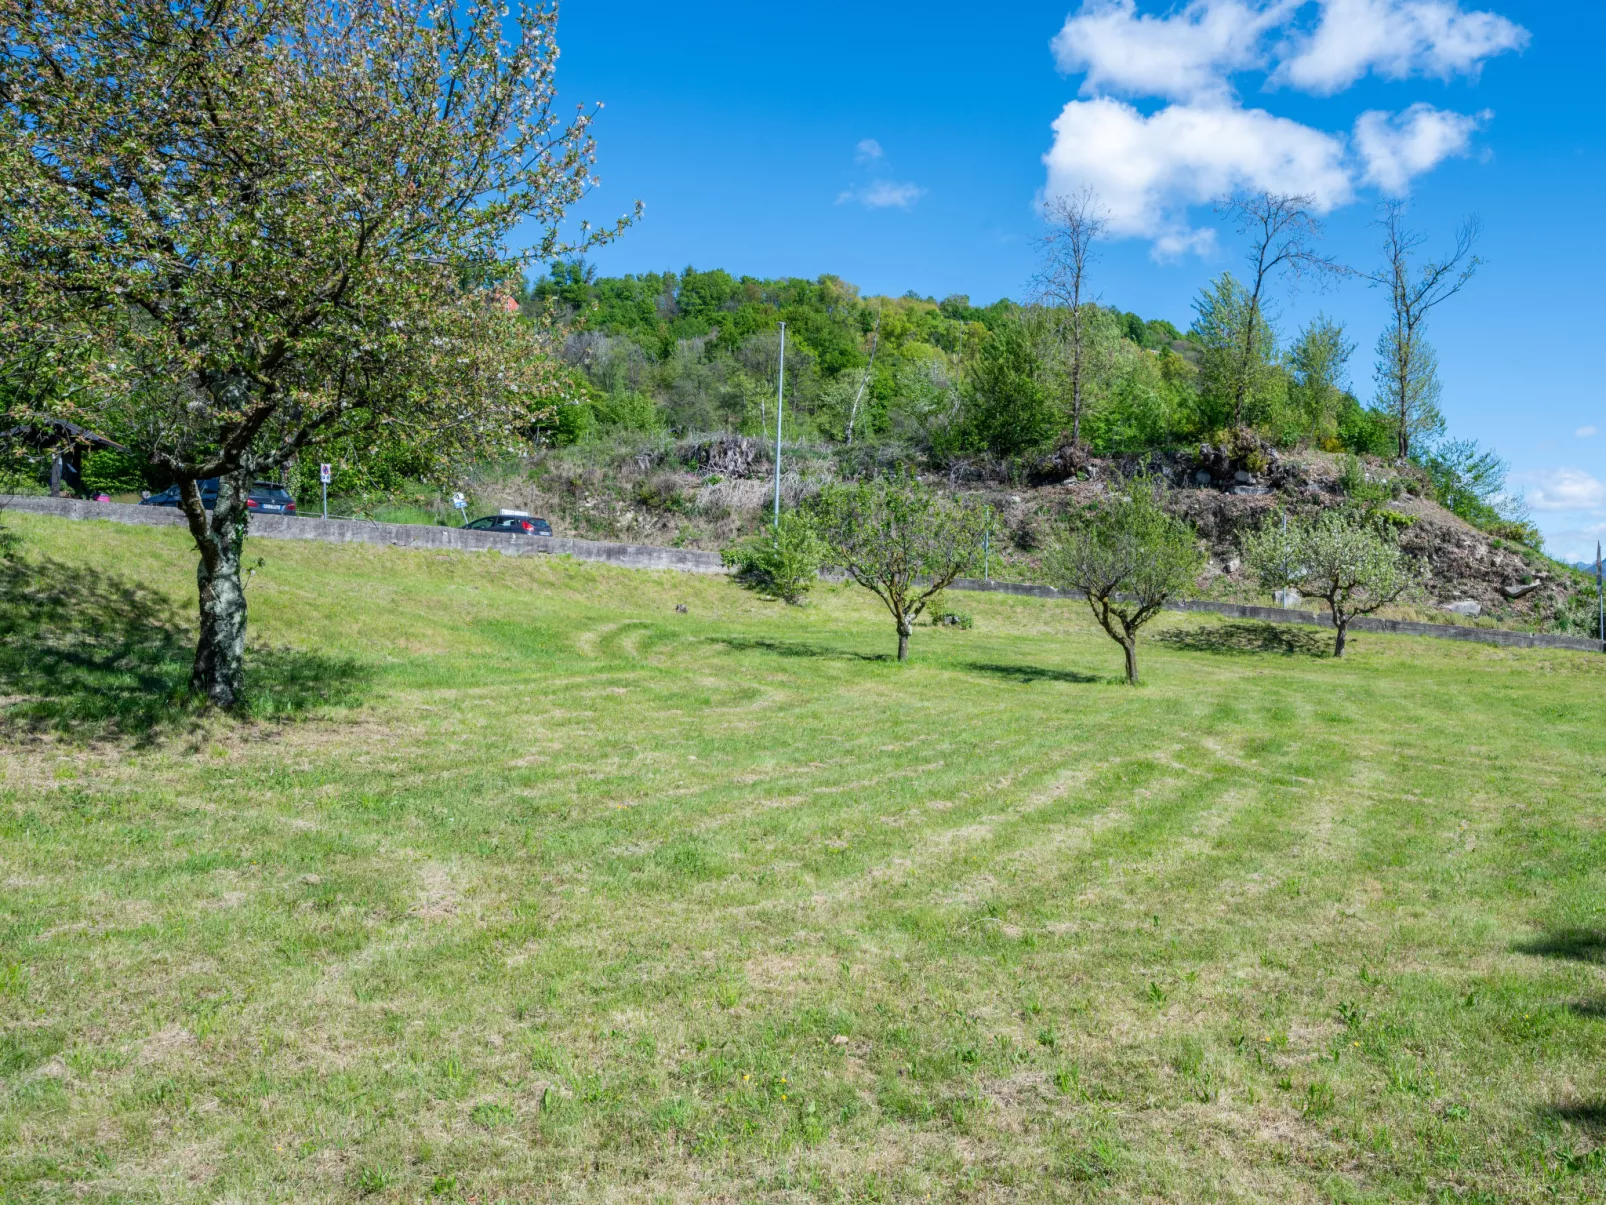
[773, 322, 786, 527]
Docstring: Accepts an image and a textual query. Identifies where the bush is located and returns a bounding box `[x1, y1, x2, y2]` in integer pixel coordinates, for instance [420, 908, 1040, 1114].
[722, 510, 827, 604]
[79, 450, 146, 494]
[591, 388, 666, 435]
[1336, 399, 1396, 457]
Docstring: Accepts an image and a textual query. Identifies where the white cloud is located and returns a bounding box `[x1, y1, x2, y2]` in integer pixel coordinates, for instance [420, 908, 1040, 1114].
[1354, 103, 1483, 192]
[840, 140, 923, 209]
[1276, 0, 1531, 95]
[1052, 0, 1295, 103]
[838, 180, 926, 210]
[1516, 467, 1606, 513]
[1577, 426, 1598, 438]
[1041, 0, 1523, 254]
[1044, 96, 1351, 253]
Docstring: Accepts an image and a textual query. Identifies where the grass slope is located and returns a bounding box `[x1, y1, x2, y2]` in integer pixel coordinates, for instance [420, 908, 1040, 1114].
[2, 511, 1604, 1204]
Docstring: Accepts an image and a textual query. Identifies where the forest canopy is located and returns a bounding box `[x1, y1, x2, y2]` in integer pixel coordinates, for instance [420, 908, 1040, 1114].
[524, 261, 1391, 462]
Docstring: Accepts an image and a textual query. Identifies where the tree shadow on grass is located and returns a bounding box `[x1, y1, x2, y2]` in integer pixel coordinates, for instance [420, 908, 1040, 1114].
[1155, 621, 1332, 658]
[716, 636, 892, 663]
[961, 661, 1100, 686]
[1513, 930, 1606, 964]
[1566, 1001, 1606, 1020]
[0, 554, 371, 742]
[1541, 1101, 1606, 1137]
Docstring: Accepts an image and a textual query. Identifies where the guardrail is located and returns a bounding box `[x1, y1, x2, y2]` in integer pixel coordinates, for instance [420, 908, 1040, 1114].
[6, 494, 1600, 654]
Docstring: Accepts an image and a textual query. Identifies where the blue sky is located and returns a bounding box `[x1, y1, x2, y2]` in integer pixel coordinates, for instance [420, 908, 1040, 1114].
[547, 1, 1604, 559]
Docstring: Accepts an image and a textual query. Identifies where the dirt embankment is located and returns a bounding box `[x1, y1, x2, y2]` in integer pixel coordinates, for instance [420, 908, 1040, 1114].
[478, 434, 1588, 631]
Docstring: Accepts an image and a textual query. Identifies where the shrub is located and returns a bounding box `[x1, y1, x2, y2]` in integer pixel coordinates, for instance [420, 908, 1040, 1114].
[79, 450, 147, 494]
[722, 510, 827, 605]
[927, 594, 974, 628]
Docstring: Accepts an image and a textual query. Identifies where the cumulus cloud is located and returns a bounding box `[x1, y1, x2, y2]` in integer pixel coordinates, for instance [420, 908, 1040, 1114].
[1052, 0, 1295, 103]
[1516, 468, 1606, 513]
[855, 138, 884, 163]
[1354, 103, 1484, 192]
[1042, 0, 1523, 253]
[1275, 0, 1531, 95]
[838, 180, 926, 210]
[1044, 96, 1350, 253]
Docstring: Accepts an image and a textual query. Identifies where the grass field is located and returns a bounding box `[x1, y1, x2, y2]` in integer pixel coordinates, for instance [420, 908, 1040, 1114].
[2, 510, 1605, 1204]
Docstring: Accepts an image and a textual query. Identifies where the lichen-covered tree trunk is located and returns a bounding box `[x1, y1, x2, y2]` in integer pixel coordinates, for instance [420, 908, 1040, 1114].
[181, 475, 251, 707]
[896, 615, 912, 662]
[1122, 635, 1139, 685]
[1333, 618, 1349, 658]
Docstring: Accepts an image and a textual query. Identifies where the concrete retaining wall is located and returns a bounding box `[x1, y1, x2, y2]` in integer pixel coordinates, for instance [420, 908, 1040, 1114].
[0, 494, 726, 574]
[7, 493, 1599, 654]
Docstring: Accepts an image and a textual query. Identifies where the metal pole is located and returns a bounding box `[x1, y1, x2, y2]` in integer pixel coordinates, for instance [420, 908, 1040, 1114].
[322, 480, 328, 521]
[1597, 541, 1602, 648]
[773, 322, 786, 527]
[983, 519, 990, 581]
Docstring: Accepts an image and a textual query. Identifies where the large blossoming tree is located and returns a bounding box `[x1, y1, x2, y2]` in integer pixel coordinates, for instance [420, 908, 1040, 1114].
[0, 0, 633, 706]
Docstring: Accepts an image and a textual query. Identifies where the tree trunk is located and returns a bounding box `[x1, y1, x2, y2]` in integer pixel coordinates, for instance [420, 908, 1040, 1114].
[180, 475, 251, 707]
[896, 615, 911, 663]
[1333, 617, 1348, 659]
[1070, 305, 1083, 447]
[1122, 636, 1138, 685]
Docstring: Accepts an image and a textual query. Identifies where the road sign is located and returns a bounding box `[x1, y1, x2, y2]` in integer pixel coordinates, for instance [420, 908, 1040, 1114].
[319, 463, 332, 484]
[452, 492, 468, 525]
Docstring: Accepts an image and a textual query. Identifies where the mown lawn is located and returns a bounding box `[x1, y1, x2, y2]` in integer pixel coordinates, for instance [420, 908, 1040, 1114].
[2, 511, 1604, 1204]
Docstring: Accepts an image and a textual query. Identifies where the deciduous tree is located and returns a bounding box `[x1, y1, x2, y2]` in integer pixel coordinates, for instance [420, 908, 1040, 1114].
[1034, 188, 1107, 447]
[1217, 192, 1336, 429]
[1244, 511, 1426, 657]
[1044, 479, 1202, 685]
[1287, 315, 1354, 447]
[0, 0, 635, 707]
[810, 480, 988, 661]
[1365, 201, 1480, 460]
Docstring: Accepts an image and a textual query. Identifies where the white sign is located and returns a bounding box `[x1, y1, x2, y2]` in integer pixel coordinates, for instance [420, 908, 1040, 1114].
[319, 463, 332, 484]
[451, 492, 467, 510]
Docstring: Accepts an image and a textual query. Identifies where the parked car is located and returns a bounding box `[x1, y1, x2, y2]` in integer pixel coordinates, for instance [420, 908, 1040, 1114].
[464, 511, 552, 535]
[140, 480, 297, 515]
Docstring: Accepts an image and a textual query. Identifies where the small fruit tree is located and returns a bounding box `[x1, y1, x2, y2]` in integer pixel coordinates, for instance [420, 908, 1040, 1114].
[1244, 510, 1426, 657]
[1044, 478, 1202, 685]
[811, 479, 989, 662]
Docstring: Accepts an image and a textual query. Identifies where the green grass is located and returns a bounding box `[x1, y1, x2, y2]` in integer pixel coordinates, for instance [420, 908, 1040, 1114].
[2, 511, 1605, 1203]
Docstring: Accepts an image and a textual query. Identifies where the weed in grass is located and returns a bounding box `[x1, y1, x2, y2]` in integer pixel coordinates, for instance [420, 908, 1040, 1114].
[354, 1165, 391, 1195]
[470, 1101, 515, 1129]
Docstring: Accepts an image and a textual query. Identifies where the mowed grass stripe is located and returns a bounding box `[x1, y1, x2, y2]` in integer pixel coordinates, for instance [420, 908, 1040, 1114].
[2, 512, 1604, 1203]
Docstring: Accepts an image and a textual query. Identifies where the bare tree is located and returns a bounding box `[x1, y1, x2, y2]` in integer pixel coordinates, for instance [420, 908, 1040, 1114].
[1364, 201, 1481, 460]
[1033, 189, 1107, 447]
[1217, 193, 1338, 428]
